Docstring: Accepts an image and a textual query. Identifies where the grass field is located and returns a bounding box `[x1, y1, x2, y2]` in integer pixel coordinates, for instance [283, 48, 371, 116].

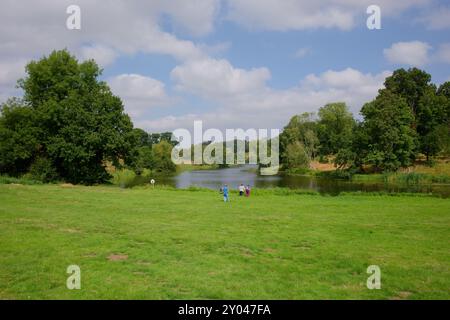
[0, 184, 449, 299]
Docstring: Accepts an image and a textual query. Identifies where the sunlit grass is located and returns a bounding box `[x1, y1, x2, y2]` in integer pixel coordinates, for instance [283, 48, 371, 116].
[0, 184, 449, 299]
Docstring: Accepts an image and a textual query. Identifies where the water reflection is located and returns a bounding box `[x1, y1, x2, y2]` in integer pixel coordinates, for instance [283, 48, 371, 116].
[134, 165, 450, 198]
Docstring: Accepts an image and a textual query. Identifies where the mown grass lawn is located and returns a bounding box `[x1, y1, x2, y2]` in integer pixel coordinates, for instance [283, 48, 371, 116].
[0, 184, 449, 299]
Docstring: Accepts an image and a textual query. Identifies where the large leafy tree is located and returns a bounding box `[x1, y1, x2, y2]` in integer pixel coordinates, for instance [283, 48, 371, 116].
[383, 68, 450, 161]
[384, 68, 433, 117]
[317, 102, 355, 157]
[0, 98, 42, 176]
[0, 50, 135, 183]
[359, 90, 417, 171]
[416, 87, 450, 160]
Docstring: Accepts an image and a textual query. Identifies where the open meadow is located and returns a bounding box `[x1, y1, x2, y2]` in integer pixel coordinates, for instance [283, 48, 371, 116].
[0, 184, 449, 299]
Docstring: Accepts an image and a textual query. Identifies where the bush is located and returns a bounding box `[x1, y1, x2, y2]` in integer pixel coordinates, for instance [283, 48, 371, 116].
[141, 168, 152, 178]
[112, 169, 136, 188]
[28, 157, 59, 183]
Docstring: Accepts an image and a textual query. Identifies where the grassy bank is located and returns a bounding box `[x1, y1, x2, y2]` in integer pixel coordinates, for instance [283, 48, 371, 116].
[352, 172, 450, 184]
[282, 160, 450, 185]
[0, 184, 449, 299]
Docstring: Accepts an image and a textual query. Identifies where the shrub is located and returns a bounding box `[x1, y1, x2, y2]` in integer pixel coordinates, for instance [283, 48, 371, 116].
[112, 169, 136, 188]
[28, 157, 59, 183]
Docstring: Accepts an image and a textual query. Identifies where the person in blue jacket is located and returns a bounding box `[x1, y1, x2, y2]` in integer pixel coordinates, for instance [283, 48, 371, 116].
[222, 184, 229, 202]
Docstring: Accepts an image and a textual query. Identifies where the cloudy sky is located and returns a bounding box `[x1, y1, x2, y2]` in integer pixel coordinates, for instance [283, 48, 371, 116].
[1, 0, 449, 134]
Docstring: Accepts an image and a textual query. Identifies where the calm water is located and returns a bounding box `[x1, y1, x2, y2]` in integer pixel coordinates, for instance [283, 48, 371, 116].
[134, 165, 450, 198]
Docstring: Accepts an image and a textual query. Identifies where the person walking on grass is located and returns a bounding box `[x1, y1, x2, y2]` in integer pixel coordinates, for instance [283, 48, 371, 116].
[245, 185, 251, 197]
[223, 184, 229, 202]
[239, 183, 245, 196]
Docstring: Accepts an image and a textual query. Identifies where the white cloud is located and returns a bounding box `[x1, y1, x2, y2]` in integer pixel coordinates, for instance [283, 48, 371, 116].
[0, 0, 219, 102]
[80, 45, 118, 67]
[0, 0, 220, 63]
[226, 0, 430, 31]
[143, 63, 390, 133]
[384, 41, 431, 66]
[171, 58, 271, 99]
[108, 74, 172, 117]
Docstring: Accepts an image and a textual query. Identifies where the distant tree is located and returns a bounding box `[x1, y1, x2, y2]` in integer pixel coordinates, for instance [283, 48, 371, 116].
[335, 122, 370, 171]
[436, 81, 450, 156]
[317, 102, 355, 157]
[359, 90, 417, 171]
[416, 87, 449, 161]
[383, 68, 450, 162]
[133, 128, 151, 147]
[151, 140, 176, 172]
[284, 142, 310, 170]
[149, 132, 177, 147]
[280, 112, 318, 167]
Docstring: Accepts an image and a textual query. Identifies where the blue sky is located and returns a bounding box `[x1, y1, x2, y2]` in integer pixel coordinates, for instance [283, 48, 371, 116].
[1, 0, 449, 134]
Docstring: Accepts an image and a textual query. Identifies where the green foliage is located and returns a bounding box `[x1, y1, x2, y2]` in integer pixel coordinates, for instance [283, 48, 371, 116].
[151, 140, 176, 172]
[316, 169, 354, 180]
[112, 169, 136, 188]
[280, 113, 318, 168]
[28, 157, 59, 183]
[0, 50, 135, 184]
[383, 68, 450, 161]
[437, 81, 450, 100]
[317, 102, 355, 157]
[0, 99, 41, 176]
[0, 175, 43, 185]
[133, 146, 154, 175]
[383, 172, 450, 185]
[384, 67, 432, 115]
[358, 90, 417, 171]
[283, 141, 310, 170]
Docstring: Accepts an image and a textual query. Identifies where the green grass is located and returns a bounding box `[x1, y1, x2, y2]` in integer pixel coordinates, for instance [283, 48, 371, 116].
[0, 175, 43, 185]
[0, 184, 449, 299]
[352, 172, 450, 185]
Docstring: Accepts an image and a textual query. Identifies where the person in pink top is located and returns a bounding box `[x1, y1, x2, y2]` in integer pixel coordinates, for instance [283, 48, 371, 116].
[245, 185, 251, 197]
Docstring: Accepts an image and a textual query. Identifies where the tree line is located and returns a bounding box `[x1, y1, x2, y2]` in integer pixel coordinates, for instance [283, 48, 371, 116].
[0, 50, 176, 184]
[279, 68, 450, 173]
[1, 50, 449, 184]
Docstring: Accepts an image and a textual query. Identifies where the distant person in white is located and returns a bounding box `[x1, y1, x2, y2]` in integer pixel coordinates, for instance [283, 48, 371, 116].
[239, 184, 245, 196]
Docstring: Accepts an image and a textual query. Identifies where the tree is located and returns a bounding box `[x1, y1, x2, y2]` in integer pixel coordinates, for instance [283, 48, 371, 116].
[437, 81, 450, 100]
[0, 98, 42, 176]
[416, 87, 449, 161]
[334, 122, 368, 170]
[280, 112, 318, 167]
[317, 102, 355, 157]
[359, 90, 417, 171]
[151, 140, 176, 172]
[1, 50, 135, 184]
[383, 69, 450, 162]
[284, 142, 310, 170]
[384, 68, 433, 117]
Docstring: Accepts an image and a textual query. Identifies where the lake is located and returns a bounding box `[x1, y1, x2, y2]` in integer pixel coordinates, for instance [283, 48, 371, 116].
[134, 165, 450, 198]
